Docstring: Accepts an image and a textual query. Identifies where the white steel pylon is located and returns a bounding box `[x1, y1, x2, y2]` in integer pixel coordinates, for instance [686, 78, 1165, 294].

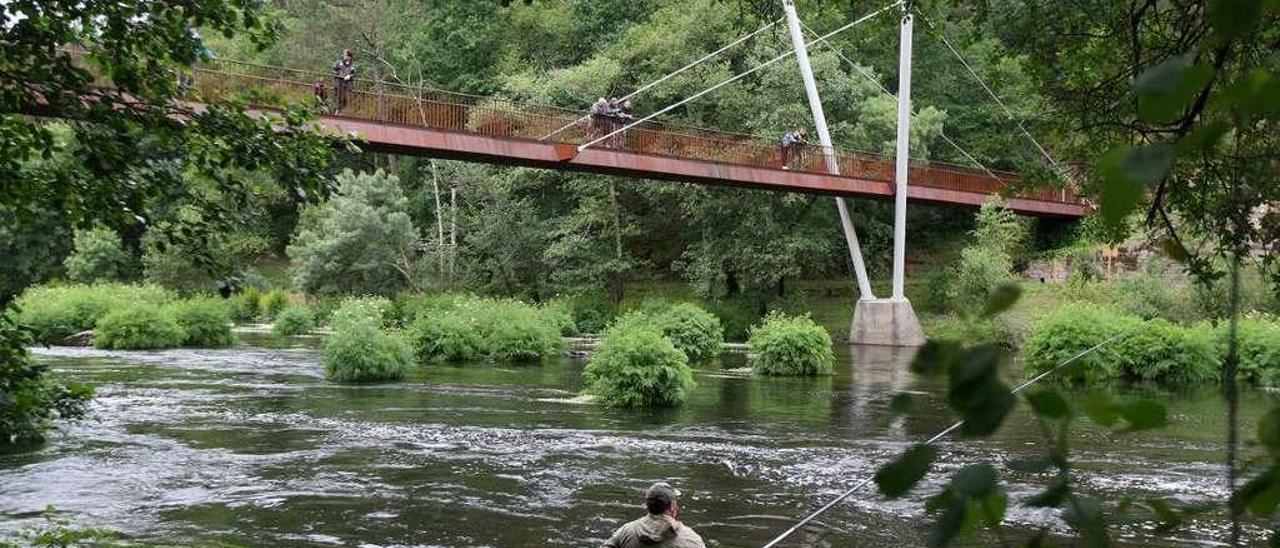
[780, 0, 875, 300]
[782, 0, 924, 346]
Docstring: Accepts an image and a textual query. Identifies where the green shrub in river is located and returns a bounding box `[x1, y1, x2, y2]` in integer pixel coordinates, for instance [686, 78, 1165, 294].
[258, 289, 291, 321]
[540, 300, 578, 336]
[228, 286, 262, 324]
[272, 305, 316, 336]
[410, 297, 562, 364]
[323, 321, 413, 383]
[16, 283, 175, 343]
[327, 296, 393, 329]
[166, 298, 235, 348]
[1020, 304, 1140, 384]
[92, 303, 184, 350]
[584, 324, 695, 408]
[652, 303, 723, 363]
[747, 312, 834, 376]
[1218, 316, 1280, 387]
[1112, 319, 1218, 384]
[609, 304, 723, 363]
[1022, 304, 1223, 385]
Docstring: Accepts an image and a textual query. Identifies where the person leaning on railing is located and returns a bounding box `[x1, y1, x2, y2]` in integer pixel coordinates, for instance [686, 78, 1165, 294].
[779, 127, 807, 170]
[331, 49, 356, 111]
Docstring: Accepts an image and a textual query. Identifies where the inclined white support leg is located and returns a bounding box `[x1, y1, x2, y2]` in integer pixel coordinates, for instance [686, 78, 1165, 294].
[782, 0, 876, 300]
[849, 4, 925, 347]
[891, 11, 913, 300]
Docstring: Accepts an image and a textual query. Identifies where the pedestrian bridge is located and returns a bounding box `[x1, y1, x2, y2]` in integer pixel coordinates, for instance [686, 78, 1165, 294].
[189, 58, 1085, 218]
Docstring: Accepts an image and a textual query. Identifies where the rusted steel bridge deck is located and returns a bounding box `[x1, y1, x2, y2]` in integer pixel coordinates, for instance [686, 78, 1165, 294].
[188, 58, 1085, 218]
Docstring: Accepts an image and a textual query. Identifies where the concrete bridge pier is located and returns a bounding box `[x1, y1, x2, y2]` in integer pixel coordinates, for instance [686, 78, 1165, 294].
[850, 299, 926, 346]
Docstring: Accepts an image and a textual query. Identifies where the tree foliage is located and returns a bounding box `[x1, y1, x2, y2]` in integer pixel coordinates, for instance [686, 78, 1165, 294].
[63, 227, 132, 284]
[288, 170, 419, 296]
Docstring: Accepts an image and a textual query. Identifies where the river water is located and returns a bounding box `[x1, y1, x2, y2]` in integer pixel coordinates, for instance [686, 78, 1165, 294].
[1, 334, 1273, 546]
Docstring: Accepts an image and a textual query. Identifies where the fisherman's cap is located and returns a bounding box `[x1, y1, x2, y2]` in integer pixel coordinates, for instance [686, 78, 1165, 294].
[646, 482, 682, 504]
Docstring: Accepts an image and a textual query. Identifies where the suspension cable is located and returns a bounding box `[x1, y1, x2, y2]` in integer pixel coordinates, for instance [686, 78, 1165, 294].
[916, 14, 1075, 186]
[539, 18, 784, 142]
[577, 0, 904, 152]
[760, 328, 1137, 548]
[798, 21, 1007, 185]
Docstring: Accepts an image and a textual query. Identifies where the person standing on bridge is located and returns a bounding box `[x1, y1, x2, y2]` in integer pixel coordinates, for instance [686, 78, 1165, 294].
[331, 49, 356, 111]
[780, 127, 807, 170]
[609, 98, 635, 149]
[588, 97, 611, 140]
[600, 482, 705, 548]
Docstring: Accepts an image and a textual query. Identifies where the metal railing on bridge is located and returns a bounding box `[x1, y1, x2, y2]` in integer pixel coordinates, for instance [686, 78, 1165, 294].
[71, 50, 1080, 206]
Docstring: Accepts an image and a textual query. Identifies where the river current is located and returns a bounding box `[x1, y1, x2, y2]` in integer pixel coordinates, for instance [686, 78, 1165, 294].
[1, 334, 1271, 546]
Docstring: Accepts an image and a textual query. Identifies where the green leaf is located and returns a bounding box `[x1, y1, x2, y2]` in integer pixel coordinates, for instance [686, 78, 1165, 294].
[1259, 407, 1280, 456]
[1026, 389, 1072, 420]
[981, 283, 1021, 318]
[926, 494, 966, 548]
[1117, 399, 1169, 432]
[953, 464, 999, 498]
[1209, 0, 1264, 41]
[1026, 477, 1070, 508]
[1234, 465, 1280, 515]
[948, 345, 1015, 437]
[1099, 144, 1174, 226]
[1178, 121, 1229, 153]
[911, 340, 961, 377]
[1159, 237, 1191, 263]
[1007, 457, 1054, 473]
[1147, 498, 1183, 532]
[1062, 496, 1109, 547]
[1080, 392, 1120, 427]
[1133, 54, 1213, 123]
[875, 443, 938, 498]
[888, 392, 918, 416]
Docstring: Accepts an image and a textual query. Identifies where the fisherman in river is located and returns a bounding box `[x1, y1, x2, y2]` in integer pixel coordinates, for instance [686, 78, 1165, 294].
[600, 482, 705, 548]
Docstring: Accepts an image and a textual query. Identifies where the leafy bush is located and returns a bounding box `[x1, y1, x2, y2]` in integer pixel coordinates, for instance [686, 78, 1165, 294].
[1111, 273, 1189, 321]
[167, 298, 235, 348]
[609, 303, 724, 363]
[16, 284, 176, 343]
[93, 303, 185, 350]
[228, 286, 262, 324]
[541, 300, 579, 336]
[652, 303, 723, 363]
[272, 305, 315, 336]
[951, 245, 1015, 311]
[410, 297, 562, 364]
[1113, 319, 1218, 383]
[287, 170, 419, 296]
[410, 311, 486, 362]
[924, 314, 1013, 347]
[327, 296, 393, 330]
[583, 324, 695, 408]
[1020, 304, 1140, 384]
[747, 312, 835, 376]
[568, 292, 614, 334]
[63, 227, 131, 284]
[258, 289, 291, 321]
[1219, 316, 1280, 386]
[323, 322, 413, 383]
[1, 310, 93, 446]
